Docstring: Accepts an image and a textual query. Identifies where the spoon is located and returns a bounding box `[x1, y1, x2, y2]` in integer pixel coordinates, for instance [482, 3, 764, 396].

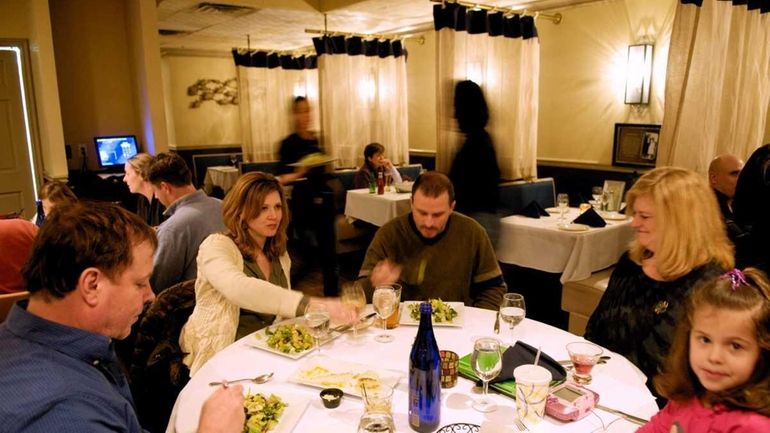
[208, 372, 274, 387]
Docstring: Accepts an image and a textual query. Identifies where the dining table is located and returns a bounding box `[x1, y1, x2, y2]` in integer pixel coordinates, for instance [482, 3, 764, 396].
[344, 188, 412, 227]
[169, 306, 657, 433]
[202, 165, 240, 195]
[495, 207, 635, 284]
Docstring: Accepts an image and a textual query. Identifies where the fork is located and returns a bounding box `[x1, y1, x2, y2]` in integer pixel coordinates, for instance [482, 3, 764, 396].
[514, 418, 528, 431]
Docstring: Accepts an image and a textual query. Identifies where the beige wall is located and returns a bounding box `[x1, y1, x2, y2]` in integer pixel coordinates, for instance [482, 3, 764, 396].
[0, 0, 67, 180]
[162, 54, 241, 149]
[406, 32, 437, 152]
[538, 0, 676, 165]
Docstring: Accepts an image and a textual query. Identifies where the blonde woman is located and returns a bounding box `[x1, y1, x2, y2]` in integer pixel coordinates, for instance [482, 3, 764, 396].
[585, 167, 734, 404]
[124, 153, 165, 227]
[180, 172, 354, 375]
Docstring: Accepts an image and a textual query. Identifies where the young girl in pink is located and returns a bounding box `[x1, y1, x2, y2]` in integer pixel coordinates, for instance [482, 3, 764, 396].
[638, 268, 770, 432]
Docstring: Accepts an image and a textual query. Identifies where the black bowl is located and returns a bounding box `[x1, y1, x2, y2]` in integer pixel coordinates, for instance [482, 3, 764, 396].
[320, 388, 343, 409]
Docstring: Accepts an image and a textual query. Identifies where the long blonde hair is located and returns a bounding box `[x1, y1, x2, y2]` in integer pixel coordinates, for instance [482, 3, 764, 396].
[126, 153, 154, 180]
[222, 172, 288, 260]
[626, 167, 733, 279]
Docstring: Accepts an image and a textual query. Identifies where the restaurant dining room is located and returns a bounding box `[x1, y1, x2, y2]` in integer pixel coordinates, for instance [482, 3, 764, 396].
[2, 1, 770, 433]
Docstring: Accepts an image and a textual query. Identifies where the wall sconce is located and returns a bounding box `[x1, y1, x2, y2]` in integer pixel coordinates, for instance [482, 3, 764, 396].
[624, 43, 654, 105]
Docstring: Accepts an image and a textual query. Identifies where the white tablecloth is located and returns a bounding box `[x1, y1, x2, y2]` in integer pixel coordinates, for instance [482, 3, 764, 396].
[170, 307, 657, 433]
[344, 188, 412, 227]
[495, 208, 634, 283]
[203, 166, 239, 194]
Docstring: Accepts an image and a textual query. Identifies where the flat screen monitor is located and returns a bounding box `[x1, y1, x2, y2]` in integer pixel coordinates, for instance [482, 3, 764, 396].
[94, 135, 139, 169]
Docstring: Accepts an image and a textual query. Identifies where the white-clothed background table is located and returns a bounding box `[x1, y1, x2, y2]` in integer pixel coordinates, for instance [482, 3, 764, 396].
[344, 189, 412, 227]
[495, 208, 634, 283]
[170, 307, 657, 433]
[203, 166, 239, 195]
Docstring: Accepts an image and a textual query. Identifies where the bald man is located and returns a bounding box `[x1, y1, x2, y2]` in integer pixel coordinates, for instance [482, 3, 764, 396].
[709, 153, 744, 218]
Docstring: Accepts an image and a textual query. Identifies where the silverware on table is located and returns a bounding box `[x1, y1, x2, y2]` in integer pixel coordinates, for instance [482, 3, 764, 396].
[513, 418, 528, 431]
[596, 404, 648, 426]
[331, 312, 377, 333]
[208, 372, 274, 387]
[493, 312, 500, 334]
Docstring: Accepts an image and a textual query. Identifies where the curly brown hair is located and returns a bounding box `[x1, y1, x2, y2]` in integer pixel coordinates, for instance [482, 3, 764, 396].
[222, 171, 288, 261]
[654, 268, 770, 415]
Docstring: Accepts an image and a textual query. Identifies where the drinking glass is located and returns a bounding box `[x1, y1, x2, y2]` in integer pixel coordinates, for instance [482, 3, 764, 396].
[557, 193, 569, 223]
[341, 282, 366, 342]
[372, 286, 397, 343]
[471, 337, 502, 412]
[499, 293, 526, 345]
[566, 342, 603, 384]
[591, 186, 603, 210]
[304, 303, 330, 356]
[357, 412, 395, 433]
[229, 154, 238, 166]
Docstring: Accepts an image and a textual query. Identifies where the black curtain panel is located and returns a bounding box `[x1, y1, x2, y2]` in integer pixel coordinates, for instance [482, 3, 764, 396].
[683, 0, 770, 10]
[433, 3, 538, 40]
[312, 36, 406, 58]
[231, 49, 317, 69]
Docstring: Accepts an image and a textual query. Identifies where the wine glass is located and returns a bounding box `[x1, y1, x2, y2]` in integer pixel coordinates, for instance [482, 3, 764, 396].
[499, 293, 526, 346]
[357, 412, 395, 433]
[557, 193, 569, 223]
[229, 154, 238, 167]
[591, 186, 603, 210]
[372, 286, 397, 343]
[304, 303, 330, 356]
[471, 337, 503, 412]
[341, 282, 366, 342]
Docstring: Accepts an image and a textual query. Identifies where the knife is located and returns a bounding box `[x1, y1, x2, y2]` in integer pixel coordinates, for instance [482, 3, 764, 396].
[493, 312, 500, 334]
[596, 404, 648, 426]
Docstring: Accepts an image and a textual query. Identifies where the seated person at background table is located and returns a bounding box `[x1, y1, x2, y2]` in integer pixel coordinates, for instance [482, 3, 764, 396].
[0, 218, 37, 294]
[124, 153, 165, 227]
[148, 152, 225, 294]
[180, 172, 356, 375]
[0, 202, 244, 433]
[448, 80, 500, 245]
[638, 268, 770, 432]
[353, 142, 402, 189]
[731, 143, 770, 274]
[585, 167, 733, 405]
[32, 180, 78, 226]
[708, 153, 744, 221]
[357, 172, 505, 310]
[277, 96, 340, 296]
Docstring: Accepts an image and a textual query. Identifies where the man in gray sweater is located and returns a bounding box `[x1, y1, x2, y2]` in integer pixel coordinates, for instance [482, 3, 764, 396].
[148, 153, 224, 293]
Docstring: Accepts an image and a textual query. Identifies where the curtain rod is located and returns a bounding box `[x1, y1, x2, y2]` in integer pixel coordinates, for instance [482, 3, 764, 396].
[304, 29, 426, 45]
[429, 0, 562, 24]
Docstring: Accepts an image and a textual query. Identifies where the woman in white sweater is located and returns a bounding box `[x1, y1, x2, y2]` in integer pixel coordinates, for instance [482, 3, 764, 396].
[180, 172, 353, 375]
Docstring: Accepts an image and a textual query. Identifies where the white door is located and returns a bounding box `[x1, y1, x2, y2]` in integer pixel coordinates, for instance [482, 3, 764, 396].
[0, 49, 36, 218]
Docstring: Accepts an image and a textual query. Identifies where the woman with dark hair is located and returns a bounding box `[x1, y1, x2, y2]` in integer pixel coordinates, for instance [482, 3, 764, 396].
[353, 142, 402, 189]
[33, 180, 78, 226]
[180, 172, 354, 375]
[731, 143, 770, 274]
[449, 80, 501, 242]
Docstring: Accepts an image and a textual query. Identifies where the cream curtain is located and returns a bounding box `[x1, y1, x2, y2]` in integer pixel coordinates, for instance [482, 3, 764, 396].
[659, 0, 770, 172]
[234, 51, 319, 162]
[435, 4, 540, 180]
[314, 36, 409, 168]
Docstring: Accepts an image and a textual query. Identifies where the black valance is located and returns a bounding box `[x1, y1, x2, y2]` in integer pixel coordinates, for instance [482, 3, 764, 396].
[312, 36, 406, 58]
[231, 49, 317, 69]
[433, 3, 538, 40]
[682, 0, 770, 12]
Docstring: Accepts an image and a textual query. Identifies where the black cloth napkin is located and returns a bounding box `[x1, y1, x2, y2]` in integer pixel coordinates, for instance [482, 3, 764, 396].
[489, 341, 566, 384]
[572, 207, 606, 228]
[515, 201, 550, 219]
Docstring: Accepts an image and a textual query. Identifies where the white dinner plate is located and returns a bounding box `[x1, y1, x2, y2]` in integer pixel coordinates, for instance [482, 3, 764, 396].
[288, 153, 337, 168]
[557, 223, 590, 232]
[600, 211, 628, 221]
[288, 355, 403, 397]
[176, 385, 310, 433]
[545, 207, 561, 214]
[243, 318, 343, 360]
[399, 301, 465, 327]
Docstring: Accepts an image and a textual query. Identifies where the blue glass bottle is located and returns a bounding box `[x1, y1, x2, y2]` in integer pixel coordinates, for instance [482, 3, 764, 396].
[409, 302, 440, 432]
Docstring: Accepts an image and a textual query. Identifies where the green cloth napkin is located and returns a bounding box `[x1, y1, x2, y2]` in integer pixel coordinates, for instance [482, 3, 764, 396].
[458, 353, 566, 400]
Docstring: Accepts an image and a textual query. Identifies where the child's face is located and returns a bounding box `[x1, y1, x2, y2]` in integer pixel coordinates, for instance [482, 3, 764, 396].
[689, 305, 760, 393]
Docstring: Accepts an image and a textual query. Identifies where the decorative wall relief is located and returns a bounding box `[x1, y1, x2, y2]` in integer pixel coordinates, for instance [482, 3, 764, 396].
[187, 78, 238, 108]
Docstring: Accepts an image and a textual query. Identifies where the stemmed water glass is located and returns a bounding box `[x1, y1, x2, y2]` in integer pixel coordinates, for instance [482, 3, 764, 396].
[591, 186, 603, 211]
[471, 337, 503, 412]
[372, 286, 398, 343]
[229, 154, 238, 167]
[304, 303, 330, 356]
[341, 282, 366, 343]
[557, 193, 569, 223]
[499, 293, 526, 346]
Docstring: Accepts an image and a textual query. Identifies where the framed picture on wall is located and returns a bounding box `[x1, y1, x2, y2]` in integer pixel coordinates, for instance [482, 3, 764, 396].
[612, 123, 661, 168]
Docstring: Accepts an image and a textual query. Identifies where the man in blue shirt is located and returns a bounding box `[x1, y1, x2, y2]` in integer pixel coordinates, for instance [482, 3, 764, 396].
[0, 202, 243, 433]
